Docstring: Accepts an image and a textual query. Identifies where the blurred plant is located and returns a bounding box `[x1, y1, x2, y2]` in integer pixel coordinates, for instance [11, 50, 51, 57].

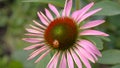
[0, 0, 120, 68]
[23, 0, 109, 68]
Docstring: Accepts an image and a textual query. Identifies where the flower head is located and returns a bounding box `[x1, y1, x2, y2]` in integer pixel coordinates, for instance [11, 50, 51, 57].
[23, 0, 109, 68]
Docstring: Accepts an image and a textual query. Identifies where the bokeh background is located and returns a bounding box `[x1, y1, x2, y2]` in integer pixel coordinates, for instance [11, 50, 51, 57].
[0, 0, 120, 68]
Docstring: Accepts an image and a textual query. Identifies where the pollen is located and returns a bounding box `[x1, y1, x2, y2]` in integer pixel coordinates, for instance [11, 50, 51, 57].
[53, 40, 59, 48]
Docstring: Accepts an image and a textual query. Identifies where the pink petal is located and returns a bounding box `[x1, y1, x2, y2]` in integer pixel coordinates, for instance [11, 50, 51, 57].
[70, 49, 82, 68]
[24, 43, 44, 50]
[27, 46, 48, 60]
[30, 46, 47, 56]
[67, 50, 74, 68]
[78, 41, 98, 60]
[37, 12, 49, 26]
[86, 48, 98, 61]
[80, 30, 109, 36]
[33, 20, 46, 29]
[48, 4, 60, 17]
[59, 52, 67, 68]
[22, 38, 43, 43]
[71, 2, 94, 21]
[79, 40, 102, 57]
[35, 49, 51, 63]
[78, 8, 102, 23]
[80, 20, 105, 29]
[74, 48, 91, 68]
[25, 28, 43, 34]
[88, 50, 98, 61]
[62, 0, 72, 16]
[47, 52, 58, 68]
[40, 12, 50, 22]
[84, 40, 102, 57]
[29, 24, 44, 32]
[88, 45, 102, 57]
[53, 52, 60, 68]
[45, 8, 54, 21]
[76, 46, 95, 63]
[24, 33, 43, 37]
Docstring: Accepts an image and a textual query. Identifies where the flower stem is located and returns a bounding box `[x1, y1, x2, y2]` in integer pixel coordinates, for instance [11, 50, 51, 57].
[75, 0, 80, 10]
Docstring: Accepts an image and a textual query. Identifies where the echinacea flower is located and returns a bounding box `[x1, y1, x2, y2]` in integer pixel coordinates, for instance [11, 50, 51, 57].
[23, 0, 109, 68]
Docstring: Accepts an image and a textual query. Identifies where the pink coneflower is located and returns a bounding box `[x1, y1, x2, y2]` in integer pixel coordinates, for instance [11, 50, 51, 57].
[23, 0, 109, 68]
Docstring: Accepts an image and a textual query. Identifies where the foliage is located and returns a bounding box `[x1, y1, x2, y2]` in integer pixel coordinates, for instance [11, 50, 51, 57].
[0, 0, 120, 68]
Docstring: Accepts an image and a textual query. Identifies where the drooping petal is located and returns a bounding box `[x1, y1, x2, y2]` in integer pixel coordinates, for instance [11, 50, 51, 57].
[27, 46, 48, 60]
[29, 24, 39, 30]
[59, 52, 67, 68]
[78, 42, 98, 61]
[76, 46, 95, 63]
[35, 49, 51, 63]
[87, 49, 98, 61]
[24, 33, 43, 37]
[80, 20, 105, 29]
[47, 52, 58, 68]
[24, 43, 44, 50]
[48, 4, 60, 17]
[37, 12, 49, 26]
[67, 50, 74, 68]
[29, 24, 44, 32]
[53, 52, 60, 68]
[40, 12, 50, 23]
[71, 2, 94, 21]
[70, 49, 82, 68]
[80, 45, 98, 60]
[22, 38, 43, 43]
[74, 48, 91, 68]
[45, 8, 54, 21]
[62, 0, 72, 16]
[33, 20, 46, 29]
[78, 8, 102, 23]
[80, 30, 109, 36]
[83, 40, 102, 57]
[25, 28, 43, 34]
[30, 46, 47, 56]
[78, 40, 102, 57]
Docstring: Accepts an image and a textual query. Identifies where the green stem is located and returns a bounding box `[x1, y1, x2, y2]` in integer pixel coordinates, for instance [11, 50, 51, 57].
[75, 0, 80, 10]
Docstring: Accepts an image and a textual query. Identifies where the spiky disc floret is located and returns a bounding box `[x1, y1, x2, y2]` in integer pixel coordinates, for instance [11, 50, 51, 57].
[44, 17, 78, 50]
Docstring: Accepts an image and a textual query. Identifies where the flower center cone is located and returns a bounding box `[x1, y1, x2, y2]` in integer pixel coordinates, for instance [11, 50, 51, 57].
[44, 17, 78, 50]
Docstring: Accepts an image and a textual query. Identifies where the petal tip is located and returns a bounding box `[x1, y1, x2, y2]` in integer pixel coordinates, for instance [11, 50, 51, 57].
[23, 47, 28, 50]
[98, 53, 102, 57]
[32, 20, 35, 22]
[27, 57, 31, 60]
[22, 38, 26, 41]
[37, 12, 40, 15]
[100, 20, 105, 24]
[90, 2, 94, 5]
[104, 34, 109, 36]
[45, 8, 47, 11]
[34, 61, 38, 63]
[98, 8, 102, 11]
[48, 3, 52, 7]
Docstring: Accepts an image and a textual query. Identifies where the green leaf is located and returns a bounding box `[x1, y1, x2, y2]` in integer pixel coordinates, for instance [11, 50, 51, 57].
[92, 1, 120, 16]
[112, 65, 120, 68]
[98, 36, 111, 42]
[108, 15, 120, 27]
[8, 60, 23, 68]
[36, 52, 51, 68]
[22, 0, 65, 7]
[84, 36, 103, 50]
[98, 49, 120, 64]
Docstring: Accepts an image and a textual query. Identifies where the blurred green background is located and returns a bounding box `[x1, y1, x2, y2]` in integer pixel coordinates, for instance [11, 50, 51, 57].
[0, 0, 120, 68]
